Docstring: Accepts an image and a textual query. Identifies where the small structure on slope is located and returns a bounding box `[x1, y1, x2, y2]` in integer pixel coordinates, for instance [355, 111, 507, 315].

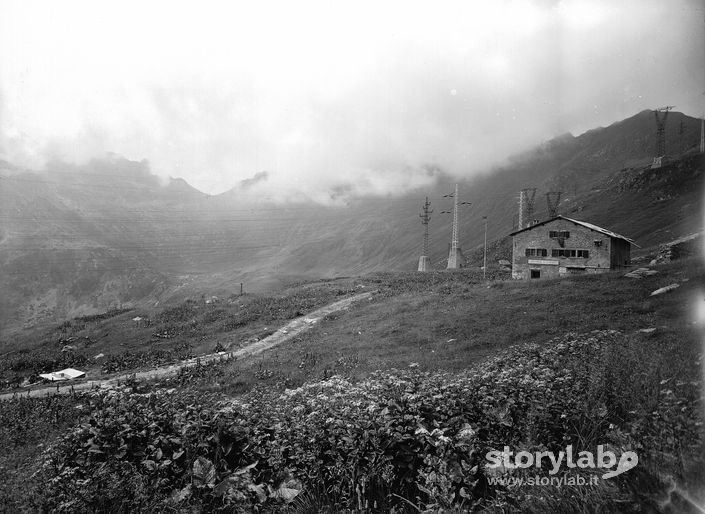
[39, 368, 86, 382]
[509, 215, 638, 280]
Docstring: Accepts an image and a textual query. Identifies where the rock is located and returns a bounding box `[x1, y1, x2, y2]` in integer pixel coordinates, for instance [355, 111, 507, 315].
[638, 328, 656, 333]
[625, 268, 658, 279]
[94, 353, 105, 359]
[653, 233, 702, 263]
[650, 283, 680, 296]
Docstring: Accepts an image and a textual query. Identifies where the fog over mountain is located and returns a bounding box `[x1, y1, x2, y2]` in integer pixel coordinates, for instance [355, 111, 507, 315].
[2, 108, 703, 334]
[1, 0, 703, 202]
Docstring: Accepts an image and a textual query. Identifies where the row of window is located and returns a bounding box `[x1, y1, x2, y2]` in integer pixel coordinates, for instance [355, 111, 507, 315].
[554, 249, 590, 258]
[525, 248, 590, 258]
[525, 248, 548, 257]
[549, 230, 570, 239]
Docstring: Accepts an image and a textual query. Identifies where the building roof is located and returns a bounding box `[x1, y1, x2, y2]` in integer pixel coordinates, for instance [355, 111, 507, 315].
[510, 215, 639, 247]
[39, 368, 86, 382]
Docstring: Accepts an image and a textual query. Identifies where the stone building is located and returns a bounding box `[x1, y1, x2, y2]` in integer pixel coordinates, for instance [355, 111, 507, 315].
[510, 216, 637, 279]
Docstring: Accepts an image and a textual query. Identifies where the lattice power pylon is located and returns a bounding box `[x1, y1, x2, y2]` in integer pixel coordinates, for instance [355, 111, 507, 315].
[417, 197, 433, 272]
[445, 184, 469, 269]
[518, 188, 537, 229]
[546, 191, 562, 218]
[652, 106, 675, 168]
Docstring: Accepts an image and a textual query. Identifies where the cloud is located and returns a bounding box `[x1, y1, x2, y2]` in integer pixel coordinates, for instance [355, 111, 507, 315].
[239, 171, 269, 190]
[0, 0, 702, 201]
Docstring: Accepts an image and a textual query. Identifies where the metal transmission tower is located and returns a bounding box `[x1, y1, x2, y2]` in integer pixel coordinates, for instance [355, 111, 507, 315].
[546, 191, 562, 218]
[482, 215, 488, 280]
[518, 188, 537, 229]
[701, 92, 704, 153]
[525, 188, 537, 226]
[518, 192, 524, 230]
[444, 184, 471, 269]
[652, 106, 675, 169]
[417, 197, 433, 272]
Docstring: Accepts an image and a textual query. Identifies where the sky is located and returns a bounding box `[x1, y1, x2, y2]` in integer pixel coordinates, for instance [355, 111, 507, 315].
[0, 0, 703, 202]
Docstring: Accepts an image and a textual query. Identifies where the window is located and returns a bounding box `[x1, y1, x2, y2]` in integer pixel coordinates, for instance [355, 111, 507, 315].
[552, 249, 581, 257]
[593, 240, 603, 247]
[530, 269, 541, 279]
[549, 230, 570, 239]
[525, 248, 548, 257]
[577, 250, 590, 258]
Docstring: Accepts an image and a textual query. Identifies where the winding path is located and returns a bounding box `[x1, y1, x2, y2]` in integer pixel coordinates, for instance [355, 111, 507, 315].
[0, 291, 375, 401]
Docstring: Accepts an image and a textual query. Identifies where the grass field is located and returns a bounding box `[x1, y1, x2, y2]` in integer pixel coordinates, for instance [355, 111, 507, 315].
[0, 278, 363, 389]
[1, 257, 703, 512]
[204, 260, 699, 395]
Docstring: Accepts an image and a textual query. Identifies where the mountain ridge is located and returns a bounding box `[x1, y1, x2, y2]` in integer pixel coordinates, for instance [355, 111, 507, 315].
[1, 109, 703, 333]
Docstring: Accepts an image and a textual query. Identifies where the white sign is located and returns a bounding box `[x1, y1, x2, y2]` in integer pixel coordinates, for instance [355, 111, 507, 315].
[528, 259, 559, 265]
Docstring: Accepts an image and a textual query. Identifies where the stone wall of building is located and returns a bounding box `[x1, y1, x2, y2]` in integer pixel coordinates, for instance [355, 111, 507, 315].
[512, 219, 615, 279]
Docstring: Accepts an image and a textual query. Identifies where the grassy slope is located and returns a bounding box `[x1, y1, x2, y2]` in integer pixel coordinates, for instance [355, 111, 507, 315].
[1, 258, 703, 512]
[0, 278, 364, 387]
[212, 260, 699, 393]
[3, 257, 698, 390]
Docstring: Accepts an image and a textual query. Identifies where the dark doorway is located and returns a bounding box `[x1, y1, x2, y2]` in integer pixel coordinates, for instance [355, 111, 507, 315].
[530, 269, 541, 279]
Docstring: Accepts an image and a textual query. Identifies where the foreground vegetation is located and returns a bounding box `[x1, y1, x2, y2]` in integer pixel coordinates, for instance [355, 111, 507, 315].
[1, 258, 703, 512]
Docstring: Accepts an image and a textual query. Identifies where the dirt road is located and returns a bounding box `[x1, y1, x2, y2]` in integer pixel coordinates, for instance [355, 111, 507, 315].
[0, 291, 375, 401]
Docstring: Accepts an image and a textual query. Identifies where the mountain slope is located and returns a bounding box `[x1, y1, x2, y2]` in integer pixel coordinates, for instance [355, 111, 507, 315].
[1, 110, 703, 333]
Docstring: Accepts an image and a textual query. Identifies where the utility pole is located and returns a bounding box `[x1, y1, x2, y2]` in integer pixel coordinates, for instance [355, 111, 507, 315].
[418, 197, 433, 272]
[444, 184, 471, 269]
[483, 215, 488, 280]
